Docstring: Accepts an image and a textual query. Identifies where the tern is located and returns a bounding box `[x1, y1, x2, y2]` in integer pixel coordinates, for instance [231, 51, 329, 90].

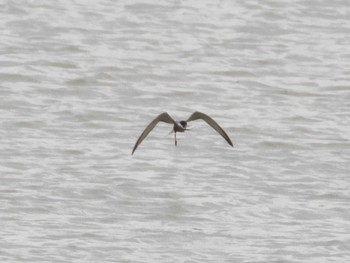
[132, 111, 233, 155]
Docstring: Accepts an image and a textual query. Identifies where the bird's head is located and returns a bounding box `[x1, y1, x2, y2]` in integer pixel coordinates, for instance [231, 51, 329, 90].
[179, 121, 187, 129]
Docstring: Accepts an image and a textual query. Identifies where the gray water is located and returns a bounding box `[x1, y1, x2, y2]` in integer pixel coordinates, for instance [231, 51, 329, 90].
[1, 0, 350, 262]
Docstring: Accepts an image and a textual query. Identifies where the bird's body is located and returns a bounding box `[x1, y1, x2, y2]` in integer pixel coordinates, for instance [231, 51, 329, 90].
[132, 111, 233, 155]
[172, 120, 188, 146]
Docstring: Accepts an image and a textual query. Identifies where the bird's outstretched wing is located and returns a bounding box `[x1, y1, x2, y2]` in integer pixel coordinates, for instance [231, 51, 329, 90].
[132, 112, 175, 155]
[187, 111, 233, 147]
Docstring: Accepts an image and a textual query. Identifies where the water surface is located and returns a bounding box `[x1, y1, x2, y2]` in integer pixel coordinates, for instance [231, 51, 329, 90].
[1, 0, 350, 262]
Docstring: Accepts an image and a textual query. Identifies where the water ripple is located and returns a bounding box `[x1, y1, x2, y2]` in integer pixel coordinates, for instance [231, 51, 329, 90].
[1, 0, 350, 262]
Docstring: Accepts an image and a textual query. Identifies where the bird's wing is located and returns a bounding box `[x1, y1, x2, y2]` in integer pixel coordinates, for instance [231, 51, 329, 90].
[132, 112, 175, 155]
[187, 111, 233, 147]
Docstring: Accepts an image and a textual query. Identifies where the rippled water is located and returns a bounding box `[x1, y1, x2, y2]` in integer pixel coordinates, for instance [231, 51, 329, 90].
[1, 0, 350, 262]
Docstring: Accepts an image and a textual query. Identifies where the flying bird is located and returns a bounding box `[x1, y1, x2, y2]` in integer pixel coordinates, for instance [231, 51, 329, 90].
[132, 111, 233, 155]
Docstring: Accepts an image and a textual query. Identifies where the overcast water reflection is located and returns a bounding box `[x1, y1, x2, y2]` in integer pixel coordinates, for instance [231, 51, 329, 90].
[1, 0, 350, 262]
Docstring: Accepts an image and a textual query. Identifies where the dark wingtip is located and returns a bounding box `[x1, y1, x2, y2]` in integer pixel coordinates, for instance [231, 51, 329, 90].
[131, 147, 136, 155]
[228, 139, 234, 147]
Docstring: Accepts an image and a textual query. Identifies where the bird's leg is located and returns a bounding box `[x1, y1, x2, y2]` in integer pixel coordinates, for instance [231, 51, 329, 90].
[174, 132, 177, 146]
